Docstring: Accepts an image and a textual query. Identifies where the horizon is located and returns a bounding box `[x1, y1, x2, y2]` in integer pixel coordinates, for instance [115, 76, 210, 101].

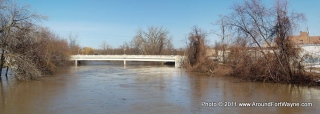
[20, 0, 320, 49]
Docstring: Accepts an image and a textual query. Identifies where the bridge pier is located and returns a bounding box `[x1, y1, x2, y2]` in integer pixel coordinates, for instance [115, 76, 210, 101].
[75, 60, 77, 66]
[124, 60, 126, 65]
[175, 56, 182, 68]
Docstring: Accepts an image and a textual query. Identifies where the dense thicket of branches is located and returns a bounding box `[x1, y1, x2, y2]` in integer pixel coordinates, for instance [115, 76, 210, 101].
[95, 26, 176, 55]
[130, 26, 173, 55]
[225, 0, 312, 84]
[19, 27, 70, 74]
[182, 26, 216, 73]
[0, 0, 71, 81]
[186, 27, 206, 66]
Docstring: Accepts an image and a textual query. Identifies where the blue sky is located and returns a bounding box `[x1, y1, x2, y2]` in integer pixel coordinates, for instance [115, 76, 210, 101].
[19, 0, 320, 49]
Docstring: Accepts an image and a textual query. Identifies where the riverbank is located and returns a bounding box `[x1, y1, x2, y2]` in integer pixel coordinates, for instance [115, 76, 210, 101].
[208, 64, 320, 86]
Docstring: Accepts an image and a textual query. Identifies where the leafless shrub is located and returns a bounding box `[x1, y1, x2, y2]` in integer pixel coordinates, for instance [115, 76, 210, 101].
[0, 0, 44, 80]
[182, 26, 217, 73]
[7, 53, 42, 81]
[224, 0, 316, 84]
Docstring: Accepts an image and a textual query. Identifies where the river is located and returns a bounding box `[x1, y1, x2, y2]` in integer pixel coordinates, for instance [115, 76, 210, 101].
[0, 61, 320, 114]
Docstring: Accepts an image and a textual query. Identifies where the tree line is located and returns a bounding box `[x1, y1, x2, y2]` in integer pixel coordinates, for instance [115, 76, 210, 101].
[82, 26, 180, 55]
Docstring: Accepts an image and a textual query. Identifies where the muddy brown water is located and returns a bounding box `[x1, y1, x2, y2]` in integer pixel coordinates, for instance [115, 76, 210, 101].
[0, 61, 320, 114]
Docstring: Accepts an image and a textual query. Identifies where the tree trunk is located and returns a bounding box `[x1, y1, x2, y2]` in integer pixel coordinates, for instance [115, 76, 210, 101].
[5, 66, 9, 79]
[0, 50, 5, 77]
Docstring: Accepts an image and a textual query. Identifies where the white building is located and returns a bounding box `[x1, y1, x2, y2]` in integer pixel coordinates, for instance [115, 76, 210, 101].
[300, 44, 320, 67]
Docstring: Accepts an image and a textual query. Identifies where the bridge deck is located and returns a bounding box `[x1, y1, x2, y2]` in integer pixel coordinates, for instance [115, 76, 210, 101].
[70, 55, 183, 67]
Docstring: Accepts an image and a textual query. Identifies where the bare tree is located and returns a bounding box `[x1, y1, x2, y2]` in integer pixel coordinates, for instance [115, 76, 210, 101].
[187, 26, 207, 66]
[215, 15, 231, 63]
[0, 0, 44, 80]
[183, 26, 216, 73]
[99, 41, 112, 54]
[130, 26, 173, 55]
[226, 0, 307, 83]
[0, 0, 71, 81]
[7, 25, 71, 78]
[68, 33, 80, 54]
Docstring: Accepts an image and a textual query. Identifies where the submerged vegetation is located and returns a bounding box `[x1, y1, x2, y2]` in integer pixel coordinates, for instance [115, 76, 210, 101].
[0, 0, 75, 81]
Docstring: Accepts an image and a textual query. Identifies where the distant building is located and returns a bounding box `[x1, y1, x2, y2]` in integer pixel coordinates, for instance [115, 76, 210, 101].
[206, 47, 216, 57]
[300, 45, 320, 67]
[268, 31, 320, 46]
[290, 32, 320, 67]
[289, 31, 320, 44]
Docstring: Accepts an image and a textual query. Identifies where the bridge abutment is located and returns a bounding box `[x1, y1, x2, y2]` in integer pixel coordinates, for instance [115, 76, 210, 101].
[175, 56, 183, 68]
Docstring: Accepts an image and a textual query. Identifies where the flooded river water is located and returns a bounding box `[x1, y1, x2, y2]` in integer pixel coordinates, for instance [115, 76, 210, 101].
[1, 61, 320, 114]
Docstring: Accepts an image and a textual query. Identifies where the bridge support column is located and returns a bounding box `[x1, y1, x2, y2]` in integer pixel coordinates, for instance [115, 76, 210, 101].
[75, 60, 77, 66]
[175, 56, 181, 68]
[124, 60, 126, 65]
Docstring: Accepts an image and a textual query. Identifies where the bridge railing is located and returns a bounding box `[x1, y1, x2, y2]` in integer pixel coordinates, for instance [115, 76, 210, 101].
[70, 55, 185, 67]
[70, 55, 181, 59]
[72, 55, 178, 57]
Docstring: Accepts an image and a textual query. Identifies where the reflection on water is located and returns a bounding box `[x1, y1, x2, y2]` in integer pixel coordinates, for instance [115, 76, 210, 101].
[0, 61, 320, 114]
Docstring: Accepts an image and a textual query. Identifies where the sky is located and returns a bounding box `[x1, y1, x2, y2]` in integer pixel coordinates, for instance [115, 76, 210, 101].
[19, 0, 320, 49]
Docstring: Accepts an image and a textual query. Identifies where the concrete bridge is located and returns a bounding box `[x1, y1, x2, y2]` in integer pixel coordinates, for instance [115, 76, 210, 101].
[70, 55, 184, 67]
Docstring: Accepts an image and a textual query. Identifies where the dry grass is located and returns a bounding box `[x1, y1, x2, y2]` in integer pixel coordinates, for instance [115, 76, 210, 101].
[225, 46, 319, 85]
[182, 57, 217, 73]
[210, 64, 232, 76]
